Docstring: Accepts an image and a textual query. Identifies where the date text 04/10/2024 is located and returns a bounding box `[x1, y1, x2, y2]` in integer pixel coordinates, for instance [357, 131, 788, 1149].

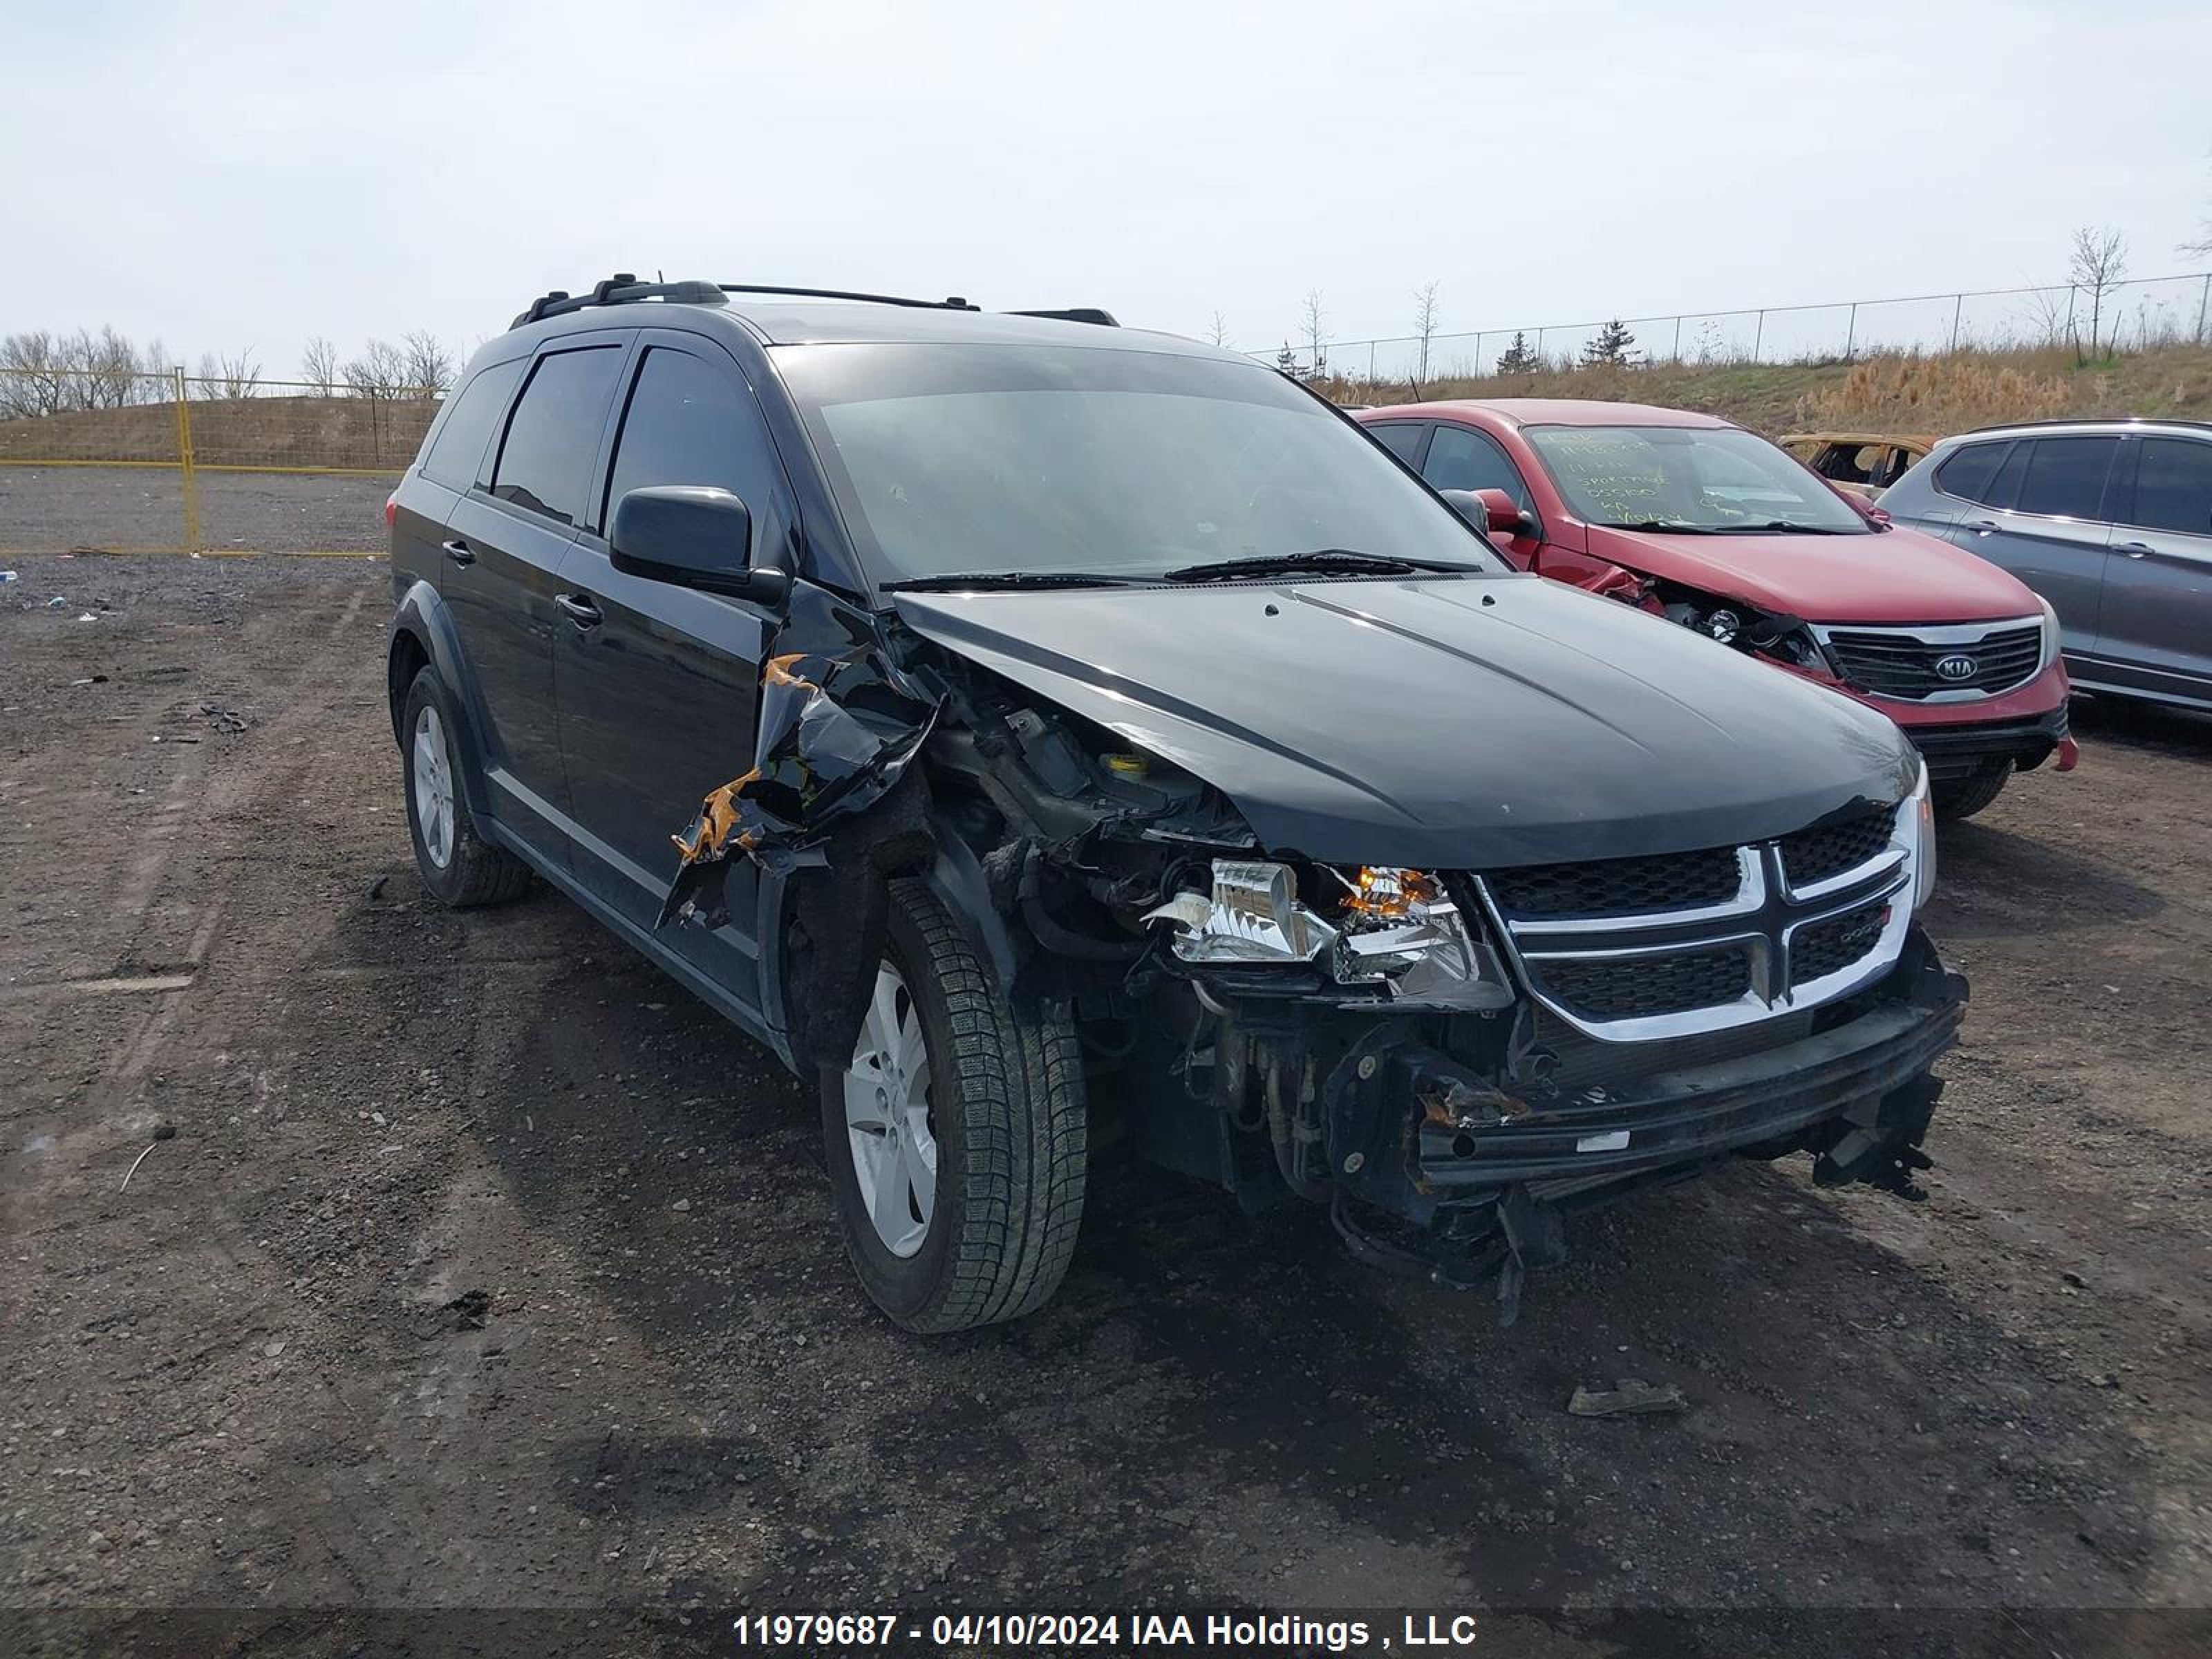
[729, 1612, 1485, 1651]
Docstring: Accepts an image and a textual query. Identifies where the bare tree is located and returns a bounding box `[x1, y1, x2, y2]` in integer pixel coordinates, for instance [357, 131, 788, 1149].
[402, 330, 456, 394]
[342, 338, 409, 399]
[196, 349, 262, 400]
[2068, 225, 2128, 362]
[73, 326, 147, 407]
[301, 336, 340, 395]
[1411, 281, 1443, 387]
[1207, 310, 1230, 347]
[1300, 290, 1329, 380]
[0, 330, 64, 416]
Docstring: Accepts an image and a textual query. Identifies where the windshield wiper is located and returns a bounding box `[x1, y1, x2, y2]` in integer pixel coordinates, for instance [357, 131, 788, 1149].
[1162, 548, 1467, 583]
[1598, 519, 1723, 535]
[1714, 520, 1858, 535]
[882, 570, 1141, 592]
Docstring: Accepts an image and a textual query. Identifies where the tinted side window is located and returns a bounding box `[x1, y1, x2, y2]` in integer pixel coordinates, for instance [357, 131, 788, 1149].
[604, 348, 776, 537]
[2013, 436, 2119, 520]
[2129, 437, 2212, 536]
[491, 346, 625, 526]
[1934, 440, 2009, 504]
[1423, 424, 1532, 509]
[420, 358, 525, 489]
[1366, 422, 1427, 465]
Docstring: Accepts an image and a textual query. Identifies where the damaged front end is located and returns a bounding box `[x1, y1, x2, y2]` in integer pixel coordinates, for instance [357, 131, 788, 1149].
[657, 580, 1966, 1324]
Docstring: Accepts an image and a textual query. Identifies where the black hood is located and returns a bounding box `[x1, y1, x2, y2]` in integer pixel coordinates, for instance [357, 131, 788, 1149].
[894, 574, 1918, 869]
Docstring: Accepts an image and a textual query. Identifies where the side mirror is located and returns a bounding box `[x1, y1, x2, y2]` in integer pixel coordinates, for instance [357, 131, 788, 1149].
[610, 485, 791, 608]
[1441, 487, 1534, 537]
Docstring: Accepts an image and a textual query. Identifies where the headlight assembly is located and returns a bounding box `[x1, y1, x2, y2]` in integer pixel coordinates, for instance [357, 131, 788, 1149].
[1909, 760, 1938, 911]
[2035, 594, 2062, 673]
[1143, 860, 1510, 1008]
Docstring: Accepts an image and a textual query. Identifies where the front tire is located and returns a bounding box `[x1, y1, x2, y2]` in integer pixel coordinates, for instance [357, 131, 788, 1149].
[821, 878, 1087, 1333]
[400, 667, 532, 908]
[1931, 765, 2010, 821]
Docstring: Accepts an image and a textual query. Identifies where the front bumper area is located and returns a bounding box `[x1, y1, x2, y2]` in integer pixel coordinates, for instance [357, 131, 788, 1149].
[1318, 930, 1966, 1311]
[1906, 703, 2077, 782]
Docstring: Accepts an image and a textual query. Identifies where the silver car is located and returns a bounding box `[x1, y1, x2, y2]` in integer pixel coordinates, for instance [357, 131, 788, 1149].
[1880, 418, 2212, 711]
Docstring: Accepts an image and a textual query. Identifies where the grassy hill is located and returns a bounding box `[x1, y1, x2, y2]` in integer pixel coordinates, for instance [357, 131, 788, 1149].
[1323, 342, 2212, 439]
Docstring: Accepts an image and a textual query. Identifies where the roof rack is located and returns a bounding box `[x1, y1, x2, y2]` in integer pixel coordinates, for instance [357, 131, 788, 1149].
[718, 283, 980, 311]
[513, 276, 1121, 331]
[512, 274, 725, 329]
[1962, 415, 2212, 435]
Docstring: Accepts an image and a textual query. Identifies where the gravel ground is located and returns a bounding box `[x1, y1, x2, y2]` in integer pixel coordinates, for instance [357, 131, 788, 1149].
[1, 467, 393, 556]
[1, 553, 2208, 1657]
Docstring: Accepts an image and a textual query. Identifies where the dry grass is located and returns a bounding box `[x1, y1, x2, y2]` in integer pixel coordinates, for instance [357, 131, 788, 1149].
[1324, 341, 2212, 440]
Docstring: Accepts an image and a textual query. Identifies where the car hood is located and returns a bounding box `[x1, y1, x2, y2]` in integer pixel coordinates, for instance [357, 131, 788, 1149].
[1591, 522, 2038, 624]
[893, 574, 1917, 869]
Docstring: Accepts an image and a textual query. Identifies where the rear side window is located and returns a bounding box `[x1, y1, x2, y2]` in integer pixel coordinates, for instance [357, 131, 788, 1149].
[2129, 437, 2212, 536]
[603, 347, 778, 532]
[1423, 424, 1533, 509]
[2012, 436, 2119, 520]
[491, 346, 626, 525]
[1934, 440, 2009, 504]
[1366, 422, 1427, 465]
[420, 358, 524, 489]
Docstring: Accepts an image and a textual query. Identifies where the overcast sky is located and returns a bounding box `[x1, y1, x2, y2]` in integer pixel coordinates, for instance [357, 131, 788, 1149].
[4, 0, 2209, 378]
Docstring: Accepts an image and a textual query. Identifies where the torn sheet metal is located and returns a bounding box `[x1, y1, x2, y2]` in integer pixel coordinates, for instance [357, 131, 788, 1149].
[659, 584, 939, 927]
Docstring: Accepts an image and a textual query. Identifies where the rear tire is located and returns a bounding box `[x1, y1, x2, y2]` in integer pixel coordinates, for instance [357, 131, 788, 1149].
[400, 667, 532, 908]
[821, 877, 1087, 1333]
[1931, 766, 2010, 821]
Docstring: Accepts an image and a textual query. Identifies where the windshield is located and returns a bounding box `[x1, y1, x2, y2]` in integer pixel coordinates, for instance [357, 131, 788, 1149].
[776, 342, 1506, 587]
[1524, 424, 1869, 534]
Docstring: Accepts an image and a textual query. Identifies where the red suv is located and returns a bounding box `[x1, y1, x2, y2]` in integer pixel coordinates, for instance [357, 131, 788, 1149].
[1356, 399, 2078, 818]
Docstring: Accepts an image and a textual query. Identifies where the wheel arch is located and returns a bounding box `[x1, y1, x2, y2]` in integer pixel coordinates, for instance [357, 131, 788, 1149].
[388, 581, 496, 823]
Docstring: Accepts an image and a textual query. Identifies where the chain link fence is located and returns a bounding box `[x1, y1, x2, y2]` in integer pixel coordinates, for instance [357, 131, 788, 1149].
[1266, 271, 2212, 383]
[0, 366, 438, 559]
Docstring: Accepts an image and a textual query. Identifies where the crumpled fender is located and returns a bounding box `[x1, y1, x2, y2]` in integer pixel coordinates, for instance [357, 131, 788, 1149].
[659, 582, 939, 928]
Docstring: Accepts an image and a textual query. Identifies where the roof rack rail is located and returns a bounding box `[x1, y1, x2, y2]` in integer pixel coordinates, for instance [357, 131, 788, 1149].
[512, 274, 727, 330]
[1962, 414, 2212, 435]
[1006, 308, 1119, 327]
[512, 277, 1122, 331]
[718, 284, 981, 311]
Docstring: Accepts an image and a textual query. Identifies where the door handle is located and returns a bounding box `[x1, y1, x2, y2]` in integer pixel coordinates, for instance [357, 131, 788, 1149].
[2115, 541, 2153, 558]
[554, 592, 603, 628]
[1966, 519, 1999, 535]
[441, 538, 477, 566]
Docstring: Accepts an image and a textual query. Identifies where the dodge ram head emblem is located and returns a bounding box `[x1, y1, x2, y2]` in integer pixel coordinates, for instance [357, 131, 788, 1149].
[1934, 653, 1978, 682]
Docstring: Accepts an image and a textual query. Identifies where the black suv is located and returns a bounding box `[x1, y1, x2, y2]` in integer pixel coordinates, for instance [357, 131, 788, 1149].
[386, 277, 1965, 1331]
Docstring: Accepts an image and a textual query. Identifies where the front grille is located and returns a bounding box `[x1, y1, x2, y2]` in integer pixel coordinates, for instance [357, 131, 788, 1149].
[1779, 806, 1895, 889]
[1789, 901, 1888, 987]
[1485, 845, 1741, 919]
[1824, 623, 2043, 700]
[1541, 947, 1752, 1020]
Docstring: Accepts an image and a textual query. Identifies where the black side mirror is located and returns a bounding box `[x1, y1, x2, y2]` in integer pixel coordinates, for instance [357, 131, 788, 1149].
[610, 485, 790, 609]
[1440, 487, 1534, 537]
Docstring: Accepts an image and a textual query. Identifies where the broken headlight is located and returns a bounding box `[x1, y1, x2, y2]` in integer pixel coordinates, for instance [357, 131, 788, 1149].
[1143, 861, 1508, 1006]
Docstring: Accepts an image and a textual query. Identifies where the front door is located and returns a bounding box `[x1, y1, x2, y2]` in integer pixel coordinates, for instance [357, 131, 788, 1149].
[1953, 433, 2121, 659]
[442, 336, 630, 865]
[554, 333, 799, 1015]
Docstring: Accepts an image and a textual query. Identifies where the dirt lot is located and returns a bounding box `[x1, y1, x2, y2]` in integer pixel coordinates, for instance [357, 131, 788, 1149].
[3, 553, 2209, 1655]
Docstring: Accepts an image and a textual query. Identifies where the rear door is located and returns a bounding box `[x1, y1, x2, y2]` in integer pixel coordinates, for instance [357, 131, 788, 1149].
[1950, 434, 2121, 657]
[554, 331, 798, 1014]
[2097, 433, 2212, 700]
[441, 336, 630, 865]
